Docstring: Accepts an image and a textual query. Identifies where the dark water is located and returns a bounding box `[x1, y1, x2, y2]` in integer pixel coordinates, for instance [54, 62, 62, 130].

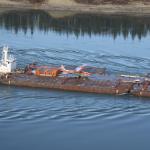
[0, 10, 150, 150]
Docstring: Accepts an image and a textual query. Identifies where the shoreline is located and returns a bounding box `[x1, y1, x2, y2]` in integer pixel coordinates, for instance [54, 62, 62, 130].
[0, 2, 150, 16]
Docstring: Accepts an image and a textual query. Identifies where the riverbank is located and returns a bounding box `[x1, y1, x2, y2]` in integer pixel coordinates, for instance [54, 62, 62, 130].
[0, 0, 150, 16]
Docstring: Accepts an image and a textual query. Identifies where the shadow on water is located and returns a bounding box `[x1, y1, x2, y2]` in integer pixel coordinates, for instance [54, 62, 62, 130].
[0, 10, 150, 39]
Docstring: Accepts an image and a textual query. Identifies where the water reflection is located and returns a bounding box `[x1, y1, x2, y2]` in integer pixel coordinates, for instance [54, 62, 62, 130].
[0, 10, 150, 39]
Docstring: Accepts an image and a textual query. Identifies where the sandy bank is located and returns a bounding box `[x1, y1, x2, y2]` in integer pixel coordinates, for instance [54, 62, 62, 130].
[0, 0, 150, 16]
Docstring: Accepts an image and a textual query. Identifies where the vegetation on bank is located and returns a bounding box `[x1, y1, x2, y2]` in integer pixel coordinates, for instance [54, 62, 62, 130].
[28, 0, 45, 3]
[75, 0, 150, 5]
[10, 0, 46, 3]
[10, 0, 150, 4]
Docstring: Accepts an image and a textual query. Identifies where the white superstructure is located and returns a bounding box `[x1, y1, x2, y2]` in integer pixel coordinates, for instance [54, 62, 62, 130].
[0, 46, 16, 73]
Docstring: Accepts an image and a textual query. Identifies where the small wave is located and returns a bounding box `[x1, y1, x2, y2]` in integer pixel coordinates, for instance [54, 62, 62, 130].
[1, 89, 150, 122]
[11, 47, 150, 75]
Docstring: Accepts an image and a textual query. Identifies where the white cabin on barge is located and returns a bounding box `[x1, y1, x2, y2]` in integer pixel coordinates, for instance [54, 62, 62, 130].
[0, 46, 16, 73]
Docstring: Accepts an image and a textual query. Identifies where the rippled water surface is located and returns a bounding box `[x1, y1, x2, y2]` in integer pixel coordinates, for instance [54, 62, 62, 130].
[0, 10, 150, 150]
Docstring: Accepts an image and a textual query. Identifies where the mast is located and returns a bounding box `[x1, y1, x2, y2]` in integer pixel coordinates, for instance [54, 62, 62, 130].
[2, 46, 8, 64]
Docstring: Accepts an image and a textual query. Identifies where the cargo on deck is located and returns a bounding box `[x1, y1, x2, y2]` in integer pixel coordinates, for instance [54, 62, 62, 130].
[0, 46, 150, 98]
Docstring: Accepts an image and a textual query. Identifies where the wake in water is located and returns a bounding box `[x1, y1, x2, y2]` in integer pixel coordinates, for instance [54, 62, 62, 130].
[0, 86, 150, 122]
[8, 47, 150, 76]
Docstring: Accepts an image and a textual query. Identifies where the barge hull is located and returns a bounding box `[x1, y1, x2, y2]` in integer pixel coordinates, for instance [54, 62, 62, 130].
[1, 73, 150, 98]
[0, 74, 132, 95]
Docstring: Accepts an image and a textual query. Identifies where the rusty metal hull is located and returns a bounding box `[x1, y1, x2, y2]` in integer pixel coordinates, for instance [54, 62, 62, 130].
[130, 81, 150, 98]
[131, 91, 150, 97]
[0, 73, 133, 95]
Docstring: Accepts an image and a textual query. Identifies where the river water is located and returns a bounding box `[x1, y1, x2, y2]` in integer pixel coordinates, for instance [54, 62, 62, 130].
[0, 10, 150, 150]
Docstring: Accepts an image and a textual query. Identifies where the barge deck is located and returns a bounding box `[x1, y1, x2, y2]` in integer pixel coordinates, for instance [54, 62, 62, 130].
[0, 72, 149, 97]
[1, 46, 150, 98]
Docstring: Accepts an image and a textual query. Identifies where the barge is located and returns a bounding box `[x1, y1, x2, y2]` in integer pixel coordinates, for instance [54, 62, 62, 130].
[0, 46, 150, 97]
